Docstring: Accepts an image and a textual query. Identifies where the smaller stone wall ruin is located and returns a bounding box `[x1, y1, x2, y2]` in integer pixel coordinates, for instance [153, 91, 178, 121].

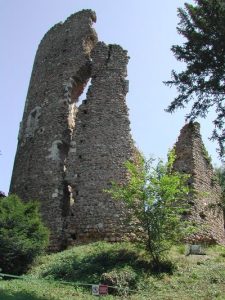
[173, 122, 225, 245]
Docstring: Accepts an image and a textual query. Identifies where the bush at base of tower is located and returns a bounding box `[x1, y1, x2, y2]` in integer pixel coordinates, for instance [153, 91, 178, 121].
[0, 194, 49, 275]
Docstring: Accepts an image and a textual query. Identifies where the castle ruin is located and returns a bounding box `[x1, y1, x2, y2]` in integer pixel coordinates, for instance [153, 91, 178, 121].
[10, 10, 135, 250]
[10, 10, 225, 250]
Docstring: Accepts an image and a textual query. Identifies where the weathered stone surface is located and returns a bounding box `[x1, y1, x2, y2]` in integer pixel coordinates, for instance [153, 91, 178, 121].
[10, 10, 98, 250]
[10, 10, 135, 250]
[65, 42, 135, 245]
[173, 122, 225, 245]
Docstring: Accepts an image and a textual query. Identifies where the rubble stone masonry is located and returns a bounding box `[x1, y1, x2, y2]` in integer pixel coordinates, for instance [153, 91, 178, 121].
[173, 122, 225, 245]
[10, 10, 135, 250]
[65, 42, 134, 245]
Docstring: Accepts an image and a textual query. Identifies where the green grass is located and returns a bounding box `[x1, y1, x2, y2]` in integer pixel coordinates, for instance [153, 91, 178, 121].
[1, 242, 225, 299]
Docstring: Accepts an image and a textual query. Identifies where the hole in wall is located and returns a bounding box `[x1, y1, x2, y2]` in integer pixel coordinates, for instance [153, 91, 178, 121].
[39, 127, 44, 134]
[68, 62, 92, 108]
[188, 200, 195, 206]
[25, 106, 42, 138]
[75, 78, 91, 107]
[199, 212, 206, 220]
[57, 141, 70, 163]
[31, 110, 37, 118]
[70, 233, 77, 240]
[61, 182, 71, 217]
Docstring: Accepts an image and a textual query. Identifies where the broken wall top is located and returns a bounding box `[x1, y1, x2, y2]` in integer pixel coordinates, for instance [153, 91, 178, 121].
[173, 122, 225, 245]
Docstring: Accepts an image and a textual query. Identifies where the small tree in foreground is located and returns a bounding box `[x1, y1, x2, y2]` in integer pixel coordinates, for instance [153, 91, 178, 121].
[106, 150, 194, 268]
[0, 195, 49, 275]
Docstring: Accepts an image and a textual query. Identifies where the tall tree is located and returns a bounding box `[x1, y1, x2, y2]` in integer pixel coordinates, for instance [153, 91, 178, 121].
[164, 0, 225, 158]
[214, 165, 225, 207]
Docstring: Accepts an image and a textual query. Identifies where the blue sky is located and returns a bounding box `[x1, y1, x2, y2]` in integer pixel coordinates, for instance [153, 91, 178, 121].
[0, 0, 221, 194]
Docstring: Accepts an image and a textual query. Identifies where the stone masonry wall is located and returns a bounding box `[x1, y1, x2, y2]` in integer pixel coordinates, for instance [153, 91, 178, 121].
[65, 42, 135, 245]
[10, 11, 135, 250]
[173, 122, 225, 245]
[10, 10, 98, 250]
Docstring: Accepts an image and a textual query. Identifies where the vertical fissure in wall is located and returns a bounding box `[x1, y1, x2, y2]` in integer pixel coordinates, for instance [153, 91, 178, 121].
[69, 62, 92, 106]
[61, 181, 69, 217]
[61, 181, 73, 217]
[75, 78, 92, 107]
[55, 141, 72, 218]
[61, 69, 92, 225]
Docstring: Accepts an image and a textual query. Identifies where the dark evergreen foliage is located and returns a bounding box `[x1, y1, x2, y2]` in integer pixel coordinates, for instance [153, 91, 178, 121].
[165, 0, 225, 158]
[0, 195, 49, 275]
[0, 191, 5, 198]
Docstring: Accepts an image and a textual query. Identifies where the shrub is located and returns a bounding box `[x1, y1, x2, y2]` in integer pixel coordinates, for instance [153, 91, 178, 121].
[106, 149, 194, 268]
[0, 191, 5, 198]
[0, 194, 49, 275]
[101, 266, 137, 295]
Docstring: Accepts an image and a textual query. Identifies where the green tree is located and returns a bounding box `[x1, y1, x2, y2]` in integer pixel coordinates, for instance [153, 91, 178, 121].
[0, 191, 5, 198]
[215, 165, 225, 190]
[164, 0, 225, 158]
[214, 165, 225, 209]
[106, 150, 193, 268]
[0, 195, 49, 275]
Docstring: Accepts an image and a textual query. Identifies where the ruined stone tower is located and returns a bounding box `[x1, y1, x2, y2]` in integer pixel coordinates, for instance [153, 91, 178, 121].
[64, 42, 134, 245]
[173, 122, 225, 245]
[10, 10, 135, 250]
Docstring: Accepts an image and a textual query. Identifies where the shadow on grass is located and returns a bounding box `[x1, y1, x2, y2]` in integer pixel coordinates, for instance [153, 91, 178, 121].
[41, 248, 175, 283]
[0, 289, 46, 300]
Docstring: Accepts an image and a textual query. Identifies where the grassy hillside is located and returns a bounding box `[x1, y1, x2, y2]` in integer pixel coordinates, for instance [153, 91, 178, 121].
[1, 242, 225, 299]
